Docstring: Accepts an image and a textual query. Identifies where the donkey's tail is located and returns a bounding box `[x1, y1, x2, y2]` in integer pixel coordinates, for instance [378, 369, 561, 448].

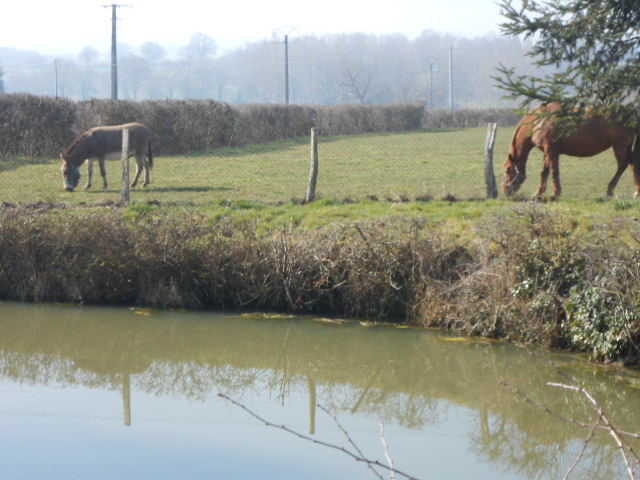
[147, 142, 154, 169]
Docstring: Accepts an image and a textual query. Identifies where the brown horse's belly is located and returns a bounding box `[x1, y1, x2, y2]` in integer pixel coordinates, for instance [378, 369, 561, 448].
[555, 136, 611, 157]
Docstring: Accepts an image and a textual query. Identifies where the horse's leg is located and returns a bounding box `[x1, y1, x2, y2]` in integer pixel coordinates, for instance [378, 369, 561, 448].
[84, 159, 93, 189]
[608, 143, 632, 196]
[533, 151, 551, 198]
[632, 163, 640, 198]
[630, 142, 640, 198]
[98, 157, 108, 189]
[549, 151, 562, 200]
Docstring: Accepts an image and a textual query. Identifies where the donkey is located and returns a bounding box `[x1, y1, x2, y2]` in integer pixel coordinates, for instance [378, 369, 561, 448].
[60, 123, 153, 192]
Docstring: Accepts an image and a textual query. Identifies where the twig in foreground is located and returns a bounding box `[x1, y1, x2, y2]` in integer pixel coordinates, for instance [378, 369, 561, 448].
[317, 404, 384, 480]
[218, 393, 419, 480]
[548, 382, 640, 480]
[380, 421, 397, 480]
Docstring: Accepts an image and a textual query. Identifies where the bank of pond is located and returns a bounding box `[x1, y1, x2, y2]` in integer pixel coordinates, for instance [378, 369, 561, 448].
[0, 204, 638, 364]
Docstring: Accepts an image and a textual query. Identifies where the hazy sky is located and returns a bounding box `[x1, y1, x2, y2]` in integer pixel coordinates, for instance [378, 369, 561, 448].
[2, 0, 507, 55]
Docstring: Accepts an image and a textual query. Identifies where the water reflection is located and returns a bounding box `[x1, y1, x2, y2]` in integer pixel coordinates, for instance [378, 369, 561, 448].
[0, 302, 639, 479]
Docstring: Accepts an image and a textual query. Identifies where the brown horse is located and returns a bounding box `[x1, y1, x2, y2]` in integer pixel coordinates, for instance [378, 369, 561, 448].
[502, 102, 640, 199]
[60, 123, 153, 192]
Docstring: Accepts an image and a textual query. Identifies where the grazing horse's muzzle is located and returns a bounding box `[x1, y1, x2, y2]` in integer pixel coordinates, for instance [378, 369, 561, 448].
[502, 159, 525, 196]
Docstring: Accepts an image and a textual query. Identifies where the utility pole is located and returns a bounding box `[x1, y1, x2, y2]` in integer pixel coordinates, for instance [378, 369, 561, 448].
[54, 59, 58, 98]
[449, 45, 454, 122]
[275, 26, 296, 104]
[103, 4, 129, 100]
[284, 34, 290, 104]
[424, 57, 436, 108]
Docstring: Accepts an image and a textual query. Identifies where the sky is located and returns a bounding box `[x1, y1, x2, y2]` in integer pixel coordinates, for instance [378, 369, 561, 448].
[1, 0, 507, 56]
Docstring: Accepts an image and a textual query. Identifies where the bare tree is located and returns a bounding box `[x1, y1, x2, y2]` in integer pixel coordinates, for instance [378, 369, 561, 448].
[78, 47, 99, 99]
[140, 42, 167, 63]
[183, 32, 218, 60]
[120, 55, 151, 100]
[340, 67, 376, 104]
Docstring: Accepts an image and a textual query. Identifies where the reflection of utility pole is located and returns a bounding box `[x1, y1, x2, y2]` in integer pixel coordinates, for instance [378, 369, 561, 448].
[103, 4, 129, 100]
[275, 26, 296, 104]
[122, 371, 132, 426]
[307, 376, 316, 435]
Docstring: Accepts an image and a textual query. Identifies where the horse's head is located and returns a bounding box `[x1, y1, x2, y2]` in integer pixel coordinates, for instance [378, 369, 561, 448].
[60, 153, 81, 192]
[502, 152, 526, 196]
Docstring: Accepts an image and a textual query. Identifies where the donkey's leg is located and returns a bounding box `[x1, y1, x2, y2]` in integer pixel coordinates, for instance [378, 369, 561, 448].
[98, 158, 109, 189]
[85, 159, 93, 189]
[130, 155, 143, 187]
[608, 143, 632, 196]
[142, 156, 151, 187]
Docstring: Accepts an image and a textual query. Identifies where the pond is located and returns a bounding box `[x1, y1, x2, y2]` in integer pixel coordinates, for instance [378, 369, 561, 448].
[0, 302, 639, 479]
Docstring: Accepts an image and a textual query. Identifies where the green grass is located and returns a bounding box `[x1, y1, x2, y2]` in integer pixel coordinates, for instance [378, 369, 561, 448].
[1, 128, 639, 231]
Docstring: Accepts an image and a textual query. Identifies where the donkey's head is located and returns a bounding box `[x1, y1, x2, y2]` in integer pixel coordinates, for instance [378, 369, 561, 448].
[60, 153, 81, 192]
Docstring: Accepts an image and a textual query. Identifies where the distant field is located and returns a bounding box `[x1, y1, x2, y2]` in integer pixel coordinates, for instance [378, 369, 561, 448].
[1, 127, 639, 223]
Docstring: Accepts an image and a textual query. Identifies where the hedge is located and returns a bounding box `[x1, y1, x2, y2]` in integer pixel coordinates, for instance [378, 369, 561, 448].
[0, 94, 519, 158]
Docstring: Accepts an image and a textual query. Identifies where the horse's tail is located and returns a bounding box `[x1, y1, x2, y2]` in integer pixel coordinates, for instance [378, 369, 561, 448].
[147, 141, 153, 169]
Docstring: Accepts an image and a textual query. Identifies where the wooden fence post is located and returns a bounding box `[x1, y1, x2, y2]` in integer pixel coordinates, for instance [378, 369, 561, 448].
[121, 128, 130, 206]
[485, 122, 498, 199]
[306, 127, 319, 203]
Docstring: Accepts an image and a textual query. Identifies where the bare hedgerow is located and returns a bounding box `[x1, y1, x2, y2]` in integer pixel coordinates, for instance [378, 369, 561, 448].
[418, 204, 640, 363]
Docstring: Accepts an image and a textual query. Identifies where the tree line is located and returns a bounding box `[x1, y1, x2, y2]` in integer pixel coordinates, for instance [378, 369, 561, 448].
[0, 30, 548, 108]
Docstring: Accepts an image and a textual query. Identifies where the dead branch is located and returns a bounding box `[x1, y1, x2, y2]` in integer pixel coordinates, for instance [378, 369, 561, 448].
[380, 421, 397, 480]
[501, 351, 640, 480]
[563, 419, 600, 480]
[218, 393, 419, 480]
[548, 382, 640, 480]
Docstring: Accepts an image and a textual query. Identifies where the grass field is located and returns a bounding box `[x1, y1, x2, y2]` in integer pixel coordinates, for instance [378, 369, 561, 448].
[1, 127, 639, 229]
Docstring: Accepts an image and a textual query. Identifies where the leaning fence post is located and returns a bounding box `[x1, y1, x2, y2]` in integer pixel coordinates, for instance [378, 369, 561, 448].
[306, 127, 319, 203]
[485, 122, 498, 199]
[121, 128, 130, 206]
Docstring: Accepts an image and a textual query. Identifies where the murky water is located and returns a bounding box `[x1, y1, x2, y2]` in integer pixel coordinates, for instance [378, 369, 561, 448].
[1, 302, 639, 480]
